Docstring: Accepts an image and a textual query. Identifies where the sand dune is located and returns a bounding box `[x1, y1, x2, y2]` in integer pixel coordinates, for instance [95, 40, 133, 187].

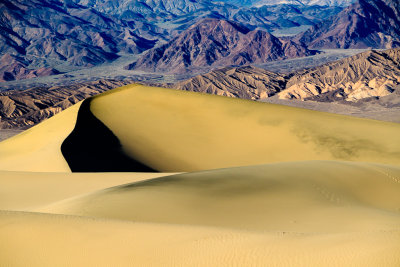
[40, 161, 400, 233]
[1, 160, 400, 266]
[0, 171, 176, 211]
[1, 210, 399, 267]
[90, 84, 400, 171]
[0, 84, 399, 172]
[1, 84, 399, 266]
[0, 102, 82, 172]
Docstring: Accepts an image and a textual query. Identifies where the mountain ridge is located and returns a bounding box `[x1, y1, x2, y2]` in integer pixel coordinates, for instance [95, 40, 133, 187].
[127, 18, 315, 73]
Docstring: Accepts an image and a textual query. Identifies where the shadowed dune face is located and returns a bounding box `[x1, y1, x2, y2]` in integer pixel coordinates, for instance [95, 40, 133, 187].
[61, 98, 156, 172]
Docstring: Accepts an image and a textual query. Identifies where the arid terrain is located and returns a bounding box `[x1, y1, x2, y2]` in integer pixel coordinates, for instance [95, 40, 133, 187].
[1, 0, 400, 265]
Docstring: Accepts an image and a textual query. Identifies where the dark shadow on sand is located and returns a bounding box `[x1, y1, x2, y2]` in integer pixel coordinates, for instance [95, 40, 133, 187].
[61, 98, 157, 172]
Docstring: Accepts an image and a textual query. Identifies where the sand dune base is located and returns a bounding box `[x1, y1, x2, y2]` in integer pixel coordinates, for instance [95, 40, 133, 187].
[1, 211, 399, 267]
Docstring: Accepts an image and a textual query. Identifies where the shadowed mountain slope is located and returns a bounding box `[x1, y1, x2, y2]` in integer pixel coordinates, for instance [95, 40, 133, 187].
[296, 0, 400, 48]
[0, 0, 159, 81]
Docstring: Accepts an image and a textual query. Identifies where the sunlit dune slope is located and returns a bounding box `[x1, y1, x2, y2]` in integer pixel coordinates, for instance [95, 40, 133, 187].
[0, 102, 82, 172]
[1, 210, 400, 267]
[90, 84, 400, 171]
[41, 161, 400, 233]
[0, 171, 176, 211]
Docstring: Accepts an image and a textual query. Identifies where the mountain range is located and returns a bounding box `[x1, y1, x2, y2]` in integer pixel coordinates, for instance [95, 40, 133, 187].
[297, 0, 400, 48]
[0, 0, 162, 81]
[127, 18, 316, 73]
[2, 48, 399, 129]
[1, 0, 400, 84]
[235, 0, 355, 6]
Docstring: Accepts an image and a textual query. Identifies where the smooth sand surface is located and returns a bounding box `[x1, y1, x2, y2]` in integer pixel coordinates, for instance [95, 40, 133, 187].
[1, 210, 399, 267]
[91, 84, 400, 171]
[40, 161, 400, 233]
[0, 102, 82, 172]
[0, 171, 177, 211]
[1, 161, 400, 266]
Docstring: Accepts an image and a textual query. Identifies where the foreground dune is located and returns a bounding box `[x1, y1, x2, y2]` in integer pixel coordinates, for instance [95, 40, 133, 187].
[0, 171, 176, 211]
[1, 210, 399, 267]
[40, 161, 400, 233]
[0, 84, 399, 172]
[1, 161, 400, 266]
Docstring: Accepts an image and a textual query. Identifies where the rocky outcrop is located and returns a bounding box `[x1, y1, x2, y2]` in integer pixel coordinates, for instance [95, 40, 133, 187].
[127, 18, 316, 73]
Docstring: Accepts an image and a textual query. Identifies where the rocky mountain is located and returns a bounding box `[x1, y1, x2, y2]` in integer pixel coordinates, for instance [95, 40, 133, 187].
[0, 54, 60, 82]
[127, 18, 316, 73]
[0, 0, 160, 81]
[70, 0, 210, 17]
[0, 79, 134, 129]
[296, 0, 400, 48]
[217, 0, 354, 6]
[69, 0, 344, 33]
[231, 4, 342, 31]
[173, 48, 400, 103]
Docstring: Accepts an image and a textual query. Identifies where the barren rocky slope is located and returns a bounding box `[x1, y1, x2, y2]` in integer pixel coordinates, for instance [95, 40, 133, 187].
[280, 48, 400, 101]
[296, 0, 400, 48]
[128, 18, 315, 73]
[0, 80, 133, 129]
[174, 48, 400, 102]
[0, 54, 60, 82]
[0, 0, 160, 81]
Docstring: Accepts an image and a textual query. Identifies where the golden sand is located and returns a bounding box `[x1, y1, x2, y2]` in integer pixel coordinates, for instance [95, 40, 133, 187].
[0, 85, 399, 266]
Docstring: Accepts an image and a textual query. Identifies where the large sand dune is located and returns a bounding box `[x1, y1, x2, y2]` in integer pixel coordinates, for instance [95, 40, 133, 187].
[0, 84, 399, 265]
[0, 84, 399, 172]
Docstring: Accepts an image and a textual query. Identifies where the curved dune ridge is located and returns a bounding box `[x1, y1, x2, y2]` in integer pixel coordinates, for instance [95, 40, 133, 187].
[0, 84, 400, 266]
[1, 84, 399, 172]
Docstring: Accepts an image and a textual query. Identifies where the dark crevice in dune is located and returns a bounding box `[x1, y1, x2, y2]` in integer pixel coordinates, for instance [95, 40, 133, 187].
[61, 98, 157, 172]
